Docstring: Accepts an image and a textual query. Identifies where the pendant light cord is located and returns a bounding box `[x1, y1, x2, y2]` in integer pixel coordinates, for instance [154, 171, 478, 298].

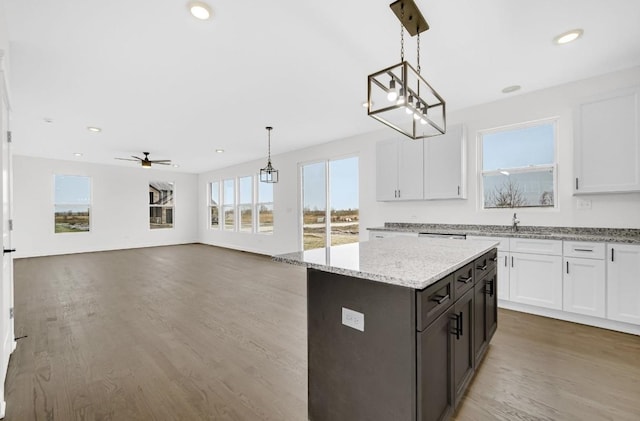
[400, 4, 405, 62]
[417, 29, 421, 74]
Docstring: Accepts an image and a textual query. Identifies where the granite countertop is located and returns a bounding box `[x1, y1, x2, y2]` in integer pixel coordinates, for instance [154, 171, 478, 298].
[368, 223, 640, 244]
[273, 237, 498, 290]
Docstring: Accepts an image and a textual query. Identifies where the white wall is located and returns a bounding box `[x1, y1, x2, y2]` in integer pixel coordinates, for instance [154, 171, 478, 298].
[13, 156, 199, 258]
[198, 66, 640, 255]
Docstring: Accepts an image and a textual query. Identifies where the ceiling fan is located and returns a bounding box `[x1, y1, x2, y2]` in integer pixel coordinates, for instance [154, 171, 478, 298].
[115, 152, 171, 168]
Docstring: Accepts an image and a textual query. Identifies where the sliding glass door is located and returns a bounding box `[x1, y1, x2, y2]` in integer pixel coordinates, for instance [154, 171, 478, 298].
[301, 156, 359, 250]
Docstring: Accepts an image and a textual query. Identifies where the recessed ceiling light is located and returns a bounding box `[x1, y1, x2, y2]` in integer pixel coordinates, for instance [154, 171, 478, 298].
[87, 126, 102, 133]
[554, 29, 583, 45]
[215, 149, 224, 153]
[189, 1, 212, 20]
[502, 85, 521, 94]
[73, 152, 83, 157]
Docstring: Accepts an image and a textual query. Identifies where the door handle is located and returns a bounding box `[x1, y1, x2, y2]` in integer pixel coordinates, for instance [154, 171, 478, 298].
[3, 248, 16, 255]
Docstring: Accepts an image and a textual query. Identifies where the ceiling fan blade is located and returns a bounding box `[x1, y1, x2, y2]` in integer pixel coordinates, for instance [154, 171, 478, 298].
[150, 160, 171, 163]
[153, 162, 171, 165]
[115, 157, 139, 162]
[131, 155, 144, 160]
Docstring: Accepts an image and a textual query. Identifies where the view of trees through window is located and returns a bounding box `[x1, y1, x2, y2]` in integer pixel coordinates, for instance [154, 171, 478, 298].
[302, 157, 359, 250]
[209, 176, 274, 234]
[257, 180, 274, 233]
[481, 121, 556, 209]
[54, 175, 91, 233]
[149, 181, 174, 229]
[210, 181, 219, 228]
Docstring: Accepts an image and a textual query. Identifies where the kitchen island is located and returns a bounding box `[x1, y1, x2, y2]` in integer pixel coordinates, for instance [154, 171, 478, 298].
[274, 237, 499, 421]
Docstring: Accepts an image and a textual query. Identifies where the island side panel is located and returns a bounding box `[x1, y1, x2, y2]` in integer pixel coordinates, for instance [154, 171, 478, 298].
[307, 268, 416, 421]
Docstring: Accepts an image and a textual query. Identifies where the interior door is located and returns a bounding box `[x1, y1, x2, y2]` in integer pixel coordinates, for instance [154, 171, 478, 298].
[0, 66, 14, 417]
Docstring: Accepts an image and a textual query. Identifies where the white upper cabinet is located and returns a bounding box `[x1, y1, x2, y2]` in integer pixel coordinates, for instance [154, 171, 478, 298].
[376, 139, 423, 201]
[574, 86, 640, 194]
[423, 124, 467, 200]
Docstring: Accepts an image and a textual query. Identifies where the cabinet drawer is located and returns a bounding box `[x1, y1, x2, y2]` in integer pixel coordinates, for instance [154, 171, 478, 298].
[453, 262, 475, 299]
[417, 274, 454, 331]
[509, 238, 562, 256]
[563, 241, 605, 259]
[474, 249, 498, 280]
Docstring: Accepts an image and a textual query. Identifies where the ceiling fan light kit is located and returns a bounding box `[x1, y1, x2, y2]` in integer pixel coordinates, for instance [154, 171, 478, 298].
[367, 0, 446, 140]
[260, 126, 279, 183]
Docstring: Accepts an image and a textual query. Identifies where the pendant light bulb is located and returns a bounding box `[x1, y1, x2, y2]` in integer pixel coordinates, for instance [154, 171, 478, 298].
[387, 79, 398, 102]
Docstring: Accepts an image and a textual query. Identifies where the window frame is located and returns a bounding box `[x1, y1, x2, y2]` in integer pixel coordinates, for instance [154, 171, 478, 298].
[222, 178, 236, 231]
[53, 174, 92, 234]
[149, 181, 175, 230]
[209, 181, 220, 230]
[478, 118, 559, 211]
[256, 175, 274, 235]
[237, 175, 253, 233]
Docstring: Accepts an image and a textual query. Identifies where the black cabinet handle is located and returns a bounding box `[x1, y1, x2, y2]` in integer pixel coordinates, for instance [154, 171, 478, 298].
[574, 248, 593, 252]
[492, 256, 498, 262]
[457, 276, 473, 284]
[504, 256, 507, 267]
[485, 278, 494, 297]
[458, 312, 463, 337]
[477, 264, 488, 271]
[432, 294, 449, 304]
[611, 248, 615, 262]
[511, 256, 514, 267]
[566, 261, 569, 274]
[576, 177, 579, 190]
[450, 313, 461, 340]
[3, 249, 16, 254]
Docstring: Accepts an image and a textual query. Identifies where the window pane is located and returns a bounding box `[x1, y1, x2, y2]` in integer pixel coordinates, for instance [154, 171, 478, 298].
[329, 157, 359, 247]
[149, 182, 174, 229]
[210, 207, 219, 228]
[303, 162, 326, 250]
[54, 205, 90, 233]
[239, 176, 252, 205]
[210, 181, 219, 206]
[223, 205, 234, 231]
[239, 204, 252, 232]
[258, 181, 273, 203]
[483, 124, 554, 171]
[258, 203, 274, 233]
[223, 179, 235, 206]
[55, 175, 90, 204]
[483, 170, 554, 208]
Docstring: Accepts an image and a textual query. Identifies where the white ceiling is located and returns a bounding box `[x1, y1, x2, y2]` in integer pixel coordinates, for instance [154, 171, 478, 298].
[3, 0, 640, 173]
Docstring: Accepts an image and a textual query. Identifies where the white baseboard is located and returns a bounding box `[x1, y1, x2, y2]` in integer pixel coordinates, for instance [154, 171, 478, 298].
[0, 399, 5, 418]
[498, 300, 640, 336]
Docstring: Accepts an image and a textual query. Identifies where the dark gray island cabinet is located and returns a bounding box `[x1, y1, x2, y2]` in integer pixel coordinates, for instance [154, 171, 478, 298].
[274, 237, 499, 421]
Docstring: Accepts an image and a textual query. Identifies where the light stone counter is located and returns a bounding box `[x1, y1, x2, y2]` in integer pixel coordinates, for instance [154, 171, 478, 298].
[273, 236, 498, 290]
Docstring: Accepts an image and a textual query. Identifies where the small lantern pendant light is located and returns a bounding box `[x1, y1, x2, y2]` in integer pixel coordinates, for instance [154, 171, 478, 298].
[260, 126, 279, 183]
[367, 0, 446, 139]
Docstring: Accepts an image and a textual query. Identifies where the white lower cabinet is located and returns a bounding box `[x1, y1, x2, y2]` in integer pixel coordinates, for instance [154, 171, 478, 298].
[563, 257, 606, 318]
[496, 251, 510, 300]
[510, 253, 563, 310]
[607, 244, 640, 325]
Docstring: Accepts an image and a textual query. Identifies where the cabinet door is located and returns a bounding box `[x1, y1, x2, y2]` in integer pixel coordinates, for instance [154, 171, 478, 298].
[376, 140, 400, 201]
[607, 244, 640, 325]
[563, 258, 605, 318]
[473, 270, 497, 365]
[453, 288, 474, 406]
[574, 86, 640, 194]
[398, 139, 424, 200]
[424, 124, 466, 199]
[509, 253, 562, 310]
[484, 271, 498, 344]
[417, 308, 454, 421]
[497, 251, 510, 300]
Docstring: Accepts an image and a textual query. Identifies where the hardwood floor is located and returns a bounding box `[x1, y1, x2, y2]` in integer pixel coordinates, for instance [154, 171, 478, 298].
[6, 244, 640, 420]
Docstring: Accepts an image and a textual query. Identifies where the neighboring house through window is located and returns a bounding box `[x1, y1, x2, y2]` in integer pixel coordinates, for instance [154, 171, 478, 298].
[149, 181, 174, 229]
[480, 120, 557, 209]
[54, 175, 91, 233]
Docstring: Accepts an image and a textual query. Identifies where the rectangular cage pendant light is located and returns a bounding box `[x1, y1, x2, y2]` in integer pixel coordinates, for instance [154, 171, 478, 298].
[367, 0, 446, 139]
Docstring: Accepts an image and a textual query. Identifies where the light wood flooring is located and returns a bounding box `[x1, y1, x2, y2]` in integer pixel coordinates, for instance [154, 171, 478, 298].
[6, 244, 640, 420]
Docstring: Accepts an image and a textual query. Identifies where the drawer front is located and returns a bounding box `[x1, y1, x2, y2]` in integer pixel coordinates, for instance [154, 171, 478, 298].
[417, 274, 454, 331]
[474, 249, 498, 280]
[563, 241, 605, 259]
[453, 262, 475, 299]
[509, 238, 562, 256]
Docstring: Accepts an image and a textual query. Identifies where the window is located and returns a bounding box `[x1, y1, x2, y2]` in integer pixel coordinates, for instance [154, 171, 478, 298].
[480, 121, 556, 209]
[257, 178, 274, 234]
[210, 181, 220, 229]
[149, 181, 174, 229]
[238, 176, 253, 232]
[301, 156, 359, 250]
[54, 175, 91, 233]
[223, 178, 235, 231]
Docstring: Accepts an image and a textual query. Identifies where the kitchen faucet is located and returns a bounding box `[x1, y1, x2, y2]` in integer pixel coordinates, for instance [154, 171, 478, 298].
[512, 213, 520, 232]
